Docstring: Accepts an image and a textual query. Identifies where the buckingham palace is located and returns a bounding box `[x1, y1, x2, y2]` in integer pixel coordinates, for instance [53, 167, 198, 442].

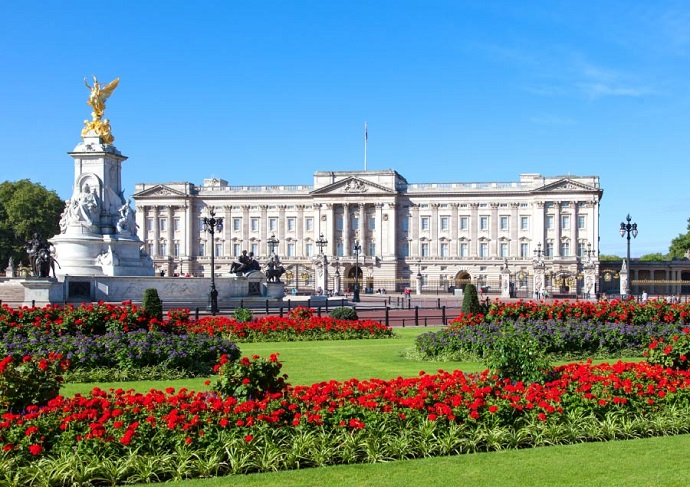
[132, 170, 603, 296]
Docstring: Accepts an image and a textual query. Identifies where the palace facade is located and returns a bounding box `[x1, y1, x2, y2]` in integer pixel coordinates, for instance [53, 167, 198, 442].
[132, 170, 603, 296]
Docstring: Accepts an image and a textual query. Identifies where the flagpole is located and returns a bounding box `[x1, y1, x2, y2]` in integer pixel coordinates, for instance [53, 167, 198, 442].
[364, 121, 367, 171]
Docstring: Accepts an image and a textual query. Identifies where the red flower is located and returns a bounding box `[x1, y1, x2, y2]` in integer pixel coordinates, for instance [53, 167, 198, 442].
[28, 444, 43, 456]
[244, 435, 253, 442]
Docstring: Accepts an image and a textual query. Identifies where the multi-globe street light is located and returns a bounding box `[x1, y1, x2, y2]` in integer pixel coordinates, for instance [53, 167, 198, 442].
[267, 233, 279, 256]
[619, 214, 638, 297]
[353, 240, 362, 302]
[202, 207, 223, 315]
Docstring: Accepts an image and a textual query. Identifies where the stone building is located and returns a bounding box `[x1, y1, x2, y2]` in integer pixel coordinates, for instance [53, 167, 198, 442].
[132, 170, 603, 296]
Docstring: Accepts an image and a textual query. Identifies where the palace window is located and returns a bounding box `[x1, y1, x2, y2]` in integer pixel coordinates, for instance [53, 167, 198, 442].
[460, 217, 469, 230]
[287, 218, 296, 232]
[251, 218, 259, 232]
[233, 218, 241, 232]
[421, 217, 430, 231]
[421, 242, 429, 256]
[561, 215, 570, 230]
[578, 215, 586, 229]
[305, 217, 313, 232]
[460, 242, 468, 257]
[480, 216, 489, 231]
[500, 216, 509, 231]
[440, 242, 449, 257]
[479, 242, 488, 258]
[520, 216, 529, 230]
[440, 216, 449, 231]
[520, 242, 529, 258]
[500, 242, 508, 257]
[546, 215, 554, 229]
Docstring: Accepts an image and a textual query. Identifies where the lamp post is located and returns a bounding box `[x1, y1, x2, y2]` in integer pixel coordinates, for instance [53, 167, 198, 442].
[316, 233, 327, 255]
[353, 239, 361, 302]
[202, 207, 223, 315]
[267, 233, 279, 257]
[619, 214, 638, 296]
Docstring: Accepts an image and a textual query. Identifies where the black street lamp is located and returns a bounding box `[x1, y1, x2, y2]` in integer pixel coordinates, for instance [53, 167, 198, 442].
[533, 242, 543, 261]
[353, 239, 361, 302]
[315, 233, 328, 255]
[267, 233, 279, 256]
[202, 207, 223, 315]
[619, 214, 638, 296]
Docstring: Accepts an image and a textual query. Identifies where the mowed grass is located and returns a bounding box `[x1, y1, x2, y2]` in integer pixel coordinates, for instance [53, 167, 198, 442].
[63, 327, 478, 396]
[61, 327, 684, 486]
[139, 434, 690, 487]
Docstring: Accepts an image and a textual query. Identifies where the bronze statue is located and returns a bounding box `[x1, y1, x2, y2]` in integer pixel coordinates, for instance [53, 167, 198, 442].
[265, 256, 286, 283]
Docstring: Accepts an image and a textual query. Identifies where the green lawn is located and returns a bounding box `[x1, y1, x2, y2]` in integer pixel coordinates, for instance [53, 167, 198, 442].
[63, 327, 478, 396]
[140, 434, 690, 487]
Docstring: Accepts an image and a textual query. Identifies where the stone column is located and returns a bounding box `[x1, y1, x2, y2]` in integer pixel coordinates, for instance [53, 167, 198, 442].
[490, 203, 499, 257]
[152, 206, 160, 257]
[358, 203, 366, 254]
[554, 201, 561, 257]
[386, 202, 396, 258]
[510, 202, 519, 257]
[450, 203, 459, 257]
[469, 203, 479, 257]
[410, 204, 420, 257]
[430, 203, 439, 257]
[375, 203, 384, 257]
[260, 205, 268, 256]
[342, 203, 350, 257]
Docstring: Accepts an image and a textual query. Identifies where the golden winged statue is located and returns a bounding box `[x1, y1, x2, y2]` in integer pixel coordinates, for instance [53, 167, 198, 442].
[84, 75, 119, 121]
[81, 75, 119, 144]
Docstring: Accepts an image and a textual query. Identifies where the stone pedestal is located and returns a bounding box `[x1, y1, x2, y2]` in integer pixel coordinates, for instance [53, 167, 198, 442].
[501, 267, 511, 299]
[50, 133, 153, 278]
[20, 279, 64, 307]
[265, 281, 286, 299]
[415, 273, 422, 295]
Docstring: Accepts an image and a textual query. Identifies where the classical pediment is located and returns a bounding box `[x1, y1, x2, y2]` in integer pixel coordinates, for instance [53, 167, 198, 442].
[131, 185, 188, 198]
[310, 177, 396, 196]
[536, 178, 599, 193]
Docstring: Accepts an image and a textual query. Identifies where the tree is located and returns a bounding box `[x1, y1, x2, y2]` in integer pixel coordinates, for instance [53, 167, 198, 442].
[462, 283, 481, 314]
[0, 180, 64, 271]
[598, 254, 622, 261]
[669, 218, 690, 259]
[639, 253, 670, 262]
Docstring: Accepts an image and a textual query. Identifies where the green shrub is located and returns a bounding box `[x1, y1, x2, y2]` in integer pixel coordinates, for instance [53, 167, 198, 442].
[483, 328, 553, 384]
[462, 283, 481, 314]
[329, 307, 358, 320]
[143, 288, 163, 321]
[0, 354, 69, 413]
[212, 354, 287, 401]
[233, 307, 253, 323]
[645, 329, 690, 370]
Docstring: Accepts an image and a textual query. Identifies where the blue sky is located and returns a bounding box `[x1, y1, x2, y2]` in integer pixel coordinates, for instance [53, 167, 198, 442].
[2, 1, 689, 257]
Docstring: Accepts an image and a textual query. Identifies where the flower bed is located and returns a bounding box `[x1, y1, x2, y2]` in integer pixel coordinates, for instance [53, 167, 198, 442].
[415, 299, 690, 361]
[179, 314, 394, 341]
[0, 303, 394, 342]
[2, 356, 690, 483]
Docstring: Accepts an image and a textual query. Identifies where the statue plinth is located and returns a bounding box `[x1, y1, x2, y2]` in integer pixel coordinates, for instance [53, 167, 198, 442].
[265, 281, 286, 299]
